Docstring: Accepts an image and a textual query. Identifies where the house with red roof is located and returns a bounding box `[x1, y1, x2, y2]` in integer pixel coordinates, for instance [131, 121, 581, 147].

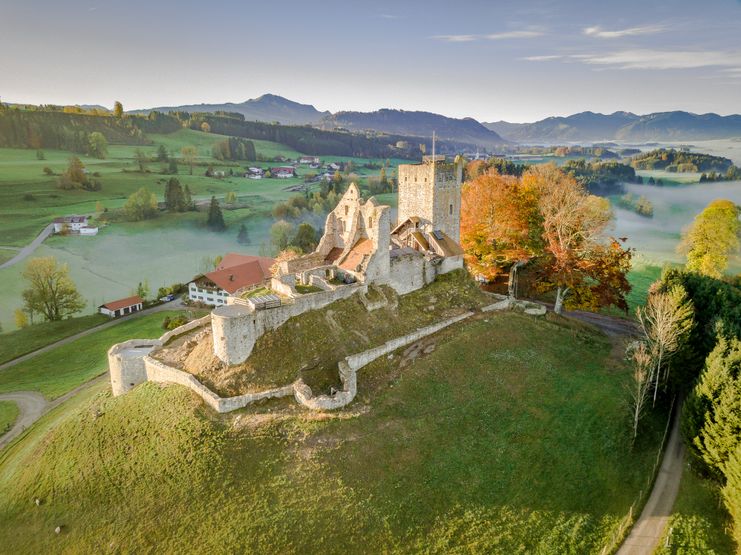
[98, 295, 144, 318]
[187, 253, 275, 306]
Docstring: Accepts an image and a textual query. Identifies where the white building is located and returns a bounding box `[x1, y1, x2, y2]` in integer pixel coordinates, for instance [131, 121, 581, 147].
[188, 254, 275, 306]
[53, 215, 88, 233]
[99, 295, 143, 318]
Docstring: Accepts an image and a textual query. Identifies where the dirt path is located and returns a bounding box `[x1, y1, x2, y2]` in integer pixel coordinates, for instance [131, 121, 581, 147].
[0, 298, 184, 372]
[0, 223, 54, 270]
[0, 375, 108, 450]
[617, 404, 685, 555]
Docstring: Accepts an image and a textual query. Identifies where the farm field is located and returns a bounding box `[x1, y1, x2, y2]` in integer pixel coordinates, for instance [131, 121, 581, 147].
[0, 310, 668, 553]
[0, 313, 108, 365]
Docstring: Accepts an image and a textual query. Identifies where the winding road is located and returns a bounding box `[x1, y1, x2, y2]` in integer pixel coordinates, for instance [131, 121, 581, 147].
[0, 223, 54, 270]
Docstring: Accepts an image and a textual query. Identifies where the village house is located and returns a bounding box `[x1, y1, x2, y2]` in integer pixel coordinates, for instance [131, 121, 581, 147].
[188, 253, 275, 306]
[99, 295, 143, 318]
[245, 167, 264, 179]
[299, 156, 320, 165]
[270, 166, 296, 179]
[53, 215, 98, 235]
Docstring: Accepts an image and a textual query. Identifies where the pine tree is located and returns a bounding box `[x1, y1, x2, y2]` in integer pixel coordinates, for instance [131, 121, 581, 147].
[156, 144, 168, 162]
[237, 223, 250, 244]
[164, 178, 185, 212]
[206, 196, 226, 231]
[723, 444, 741, 546]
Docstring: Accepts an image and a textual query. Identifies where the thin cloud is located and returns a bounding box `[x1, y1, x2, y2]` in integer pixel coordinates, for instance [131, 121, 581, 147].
[522, 54, 563, 61]
[486, 30, 543, 40]
[583, 25, 666, 39]
[432, 34, 478, 42]
[573, 49, 741, 70]
[433, 30, 543, 43]
[379, 14, 400, 20]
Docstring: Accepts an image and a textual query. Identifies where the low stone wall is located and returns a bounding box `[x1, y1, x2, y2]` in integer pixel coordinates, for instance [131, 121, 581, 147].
[212, 283, 365, 365]
[142, 356, 294, 412]
[294, 311, 473, 410]
[159, 315, 211, 344]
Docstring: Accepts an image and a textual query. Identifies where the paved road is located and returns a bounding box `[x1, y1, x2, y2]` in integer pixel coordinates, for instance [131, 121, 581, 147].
[617, 404, 685, 555]
[0, 223, 54, 270]
[0, 298, 185, 372]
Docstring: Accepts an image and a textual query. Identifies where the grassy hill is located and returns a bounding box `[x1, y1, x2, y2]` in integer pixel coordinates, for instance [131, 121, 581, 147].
[0, 304, 668, 553]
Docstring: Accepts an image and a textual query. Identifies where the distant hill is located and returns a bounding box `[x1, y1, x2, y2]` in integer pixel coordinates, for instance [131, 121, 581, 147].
[322, 109, 508, 149]
[130, 94, 329, 125]
[484, 111, 741, 143]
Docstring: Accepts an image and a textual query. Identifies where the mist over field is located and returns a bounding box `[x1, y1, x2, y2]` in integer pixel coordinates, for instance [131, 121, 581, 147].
[611, 179, 741, 268]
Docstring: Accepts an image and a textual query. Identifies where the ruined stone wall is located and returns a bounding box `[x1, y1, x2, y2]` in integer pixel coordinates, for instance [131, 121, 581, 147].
[108, 339, 161, 396]
[294, 311, 473, 410]
[438, 254, 464, 275]
[398, 163, 435, 227]
[213, 284, 365, 365]
[388, 253, 429, 295]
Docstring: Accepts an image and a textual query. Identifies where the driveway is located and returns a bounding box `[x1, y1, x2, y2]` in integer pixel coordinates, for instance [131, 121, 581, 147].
[0, 223, 54, 270]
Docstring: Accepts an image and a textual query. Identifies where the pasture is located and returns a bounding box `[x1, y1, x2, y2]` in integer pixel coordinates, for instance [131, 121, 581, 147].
[0, 310, 668, 553]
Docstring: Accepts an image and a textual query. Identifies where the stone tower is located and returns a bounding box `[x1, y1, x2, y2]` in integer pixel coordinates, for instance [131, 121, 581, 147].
[397, 155, 462, 243]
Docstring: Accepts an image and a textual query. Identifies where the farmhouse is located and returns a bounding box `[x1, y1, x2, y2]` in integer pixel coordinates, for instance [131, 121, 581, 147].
[271, 166, 296, 178]
[187, 254, 274, 306]
[245, 167, 264, 179]
[99, 295, 143, 318]
[299, 156, 320, 165]
[53, 215, 97, 235]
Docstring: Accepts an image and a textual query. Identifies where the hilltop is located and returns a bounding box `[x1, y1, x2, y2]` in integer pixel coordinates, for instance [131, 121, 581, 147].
[0, 297, 668, 553]
[485, 110, 741, 143]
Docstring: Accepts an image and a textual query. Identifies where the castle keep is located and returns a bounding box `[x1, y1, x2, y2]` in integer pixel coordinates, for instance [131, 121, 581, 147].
[109, 156, 467, 408]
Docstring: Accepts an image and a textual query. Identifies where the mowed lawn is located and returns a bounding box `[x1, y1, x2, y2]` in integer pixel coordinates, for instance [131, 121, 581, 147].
[0, 311, 185, 399]
[0, 312, 668, 553]
[0, 314, 108, 365]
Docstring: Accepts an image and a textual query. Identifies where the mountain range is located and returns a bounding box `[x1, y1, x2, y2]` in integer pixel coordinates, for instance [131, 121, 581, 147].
[484, 111, 741, 143]
[129, 94, 329, 126]
[130, 94, 741, 146]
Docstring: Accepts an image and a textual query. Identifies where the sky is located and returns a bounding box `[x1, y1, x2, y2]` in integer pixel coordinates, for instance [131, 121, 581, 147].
[1, 0, 740, 122]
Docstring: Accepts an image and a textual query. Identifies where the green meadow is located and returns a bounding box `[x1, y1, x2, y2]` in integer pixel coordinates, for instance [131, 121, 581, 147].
[0, 311, 668, 553]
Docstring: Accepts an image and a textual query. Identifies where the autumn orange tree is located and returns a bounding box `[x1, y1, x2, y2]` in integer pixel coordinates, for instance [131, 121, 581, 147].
[460, 170, 542, 294]
[461, 164, 632, 314]
[525, 164, 632, 314]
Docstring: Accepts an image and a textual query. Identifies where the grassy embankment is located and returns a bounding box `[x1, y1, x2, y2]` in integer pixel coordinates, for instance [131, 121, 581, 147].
[655, 465, 736, 554]
[0, 294, 669, 553]
[0, 401, 19, 434]
[0, 314, 108, 365]
[0, 310, 192, 399]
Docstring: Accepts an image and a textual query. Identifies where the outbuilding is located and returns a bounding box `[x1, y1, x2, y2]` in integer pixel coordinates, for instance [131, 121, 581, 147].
[98, 295, 144, 318]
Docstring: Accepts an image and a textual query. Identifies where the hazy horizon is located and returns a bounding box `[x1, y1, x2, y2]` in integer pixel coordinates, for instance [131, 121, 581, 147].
[2, 0, 741, 122]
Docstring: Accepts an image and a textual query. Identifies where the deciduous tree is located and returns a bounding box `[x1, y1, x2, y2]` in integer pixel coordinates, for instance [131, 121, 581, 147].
[679, 199, 740, 278]
[123, 187, 158, 221]
[14, 308, 29, 329]
[87, 132, 108, 159]
[181, 146, 197, 175]
[21, 257, 85, 321]
[113, 101, 124, 118]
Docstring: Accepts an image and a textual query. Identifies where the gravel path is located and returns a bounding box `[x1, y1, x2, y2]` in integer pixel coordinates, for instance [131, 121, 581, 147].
[0, 223, 54, 270]
[617, 403, 685, 555]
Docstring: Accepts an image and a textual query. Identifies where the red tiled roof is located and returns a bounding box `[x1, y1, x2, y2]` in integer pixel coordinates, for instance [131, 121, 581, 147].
[99, 295, 143, 311]
[206, 257, 275, 294]
[217, 253, 273, 272]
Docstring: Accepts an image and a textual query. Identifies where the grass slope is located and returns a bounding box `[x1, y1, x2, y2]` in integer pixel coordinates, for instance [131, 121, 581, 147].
[0, 314, 108, 365]
[655, 465, 736, 554]
[0, 311, 188, 399]
[0, 310, 667, 553]
[0, 401, 19, 434]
